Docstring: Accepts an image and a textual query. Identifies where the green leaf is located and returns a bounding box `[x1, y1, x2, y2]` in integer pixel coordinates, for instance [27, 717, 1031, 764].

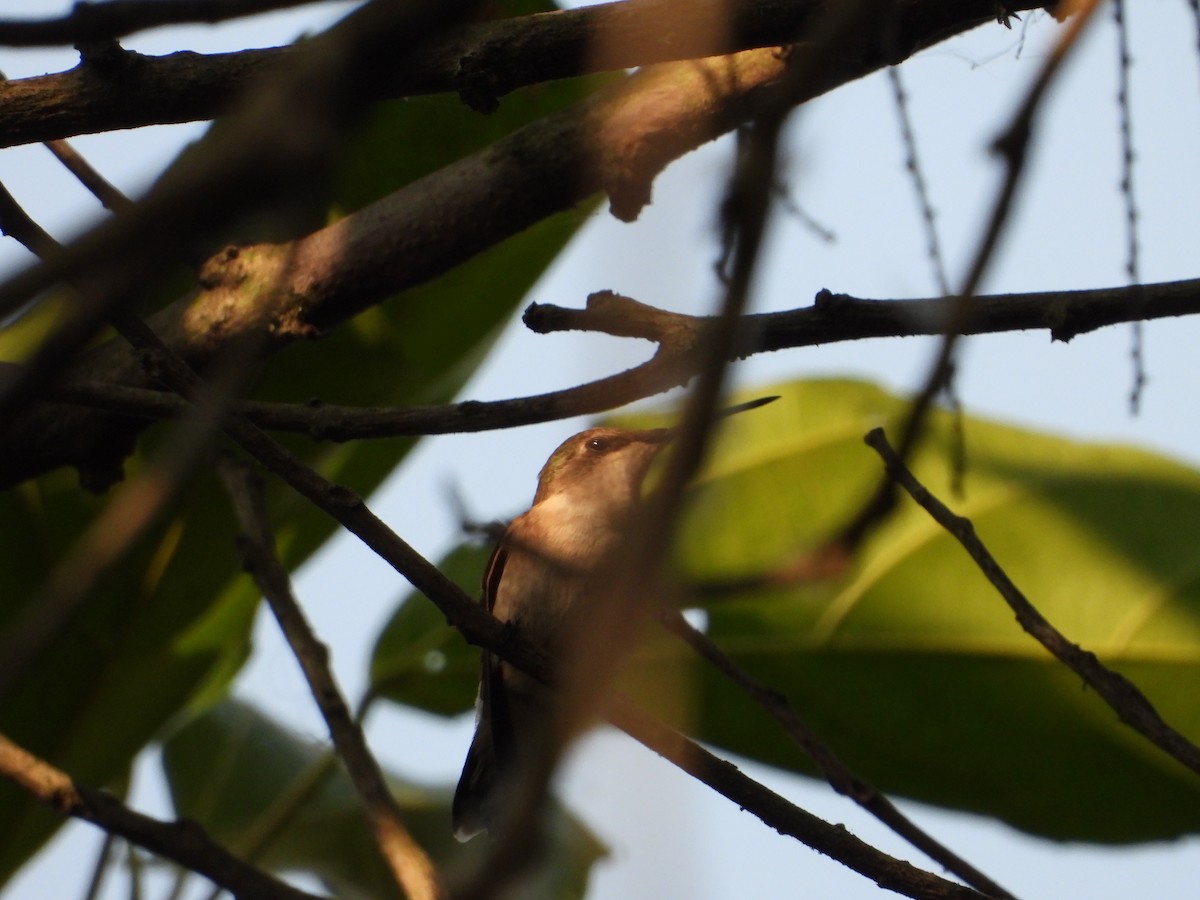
[0, 467, 258, 881]
[0, 1, 600, 879]
[161, 698, 606, 900]
[371, 378, 1200, 843]
[678, 378, 1200, 843]
[370, 543, 491, 715]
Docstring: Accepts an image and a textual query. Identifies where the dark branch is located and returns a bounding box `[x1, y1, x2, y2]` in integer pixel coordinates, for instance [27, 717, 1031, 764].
[0, 0, 1045, 147]
[0, 732, 326, 900]
[657, 607, 1016, 899]
[866, 427, 1200, 781]
[0, 0, 333, 46]
[607, 701, 986, 900]
[13, 277, 1200, 491]
[218, 456, 444, 900]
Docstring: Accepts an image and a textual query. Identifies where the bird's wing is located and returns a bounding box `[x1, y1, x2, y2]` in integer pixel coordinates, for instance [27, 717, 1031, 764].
[451, 541, 514, 839]
[480, 542, 516, 765]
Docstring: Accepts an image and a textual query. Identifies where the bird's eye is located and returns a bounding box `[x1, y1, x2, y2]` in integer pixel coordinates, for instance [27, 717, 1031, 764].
[586, 437, 606, 452]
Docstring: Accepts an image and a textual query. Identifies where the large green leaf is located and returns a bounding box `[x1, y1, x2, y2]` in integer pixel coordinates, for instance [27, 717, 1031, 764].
[0, 464, 258, 880]
[0, 1, 598, 880]
[683, 379, 1200, 842]
[161, 698, 606, 899]
[371, 378, 1200, 843]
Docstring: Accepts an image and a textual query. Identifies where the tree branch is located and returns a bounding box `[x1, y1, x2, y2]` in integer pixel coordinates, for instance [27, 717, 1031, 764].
[12, 276, 1200, 491]
[218, 456, 444, 900]
[0, 2, 1050, 492]
[865, 427, 1200, 781]
[657, 607, 1016, 899]
[0, 0, 1045, 147]
[0, 0, 333, 46]
[0, 731, 326, 900]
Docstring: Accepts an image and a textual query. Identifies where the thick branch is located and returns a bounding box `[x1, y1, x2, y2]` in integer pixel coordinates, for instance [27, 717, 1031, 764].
[0, 0, 1044, 147]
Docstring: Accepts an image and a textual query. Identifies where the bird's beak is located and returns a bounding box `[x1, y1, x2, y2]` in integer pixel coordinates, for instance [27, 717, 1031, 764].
[716, 395, 779, 420]
[642, 394, 779, 444]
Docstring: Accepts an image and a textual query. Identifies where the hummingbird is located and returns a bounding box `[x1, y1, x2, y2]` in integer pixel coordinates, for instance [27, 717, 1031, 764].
[452, 398, 776, 841]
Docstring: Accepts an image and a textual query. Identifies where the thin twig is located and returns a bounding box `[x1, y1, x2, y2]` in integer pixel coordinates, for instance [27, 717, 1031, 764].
[9, 266, 1199, 494]
[43, 139, 133, 214]
[657, 607, 1016, 899]
[82, 830, 120, 900]
[0, 178, 60, 258]
[0, 66, 132, 214]
[1189, 0, 1200, 92]
[835, 0, 1105, 553]
[0, 732, 325, 900]
[217, 455, 444, 900]
[887, 62, 966, 490]
[1112, 0, 1146, 411]
[887, 66, 949, 296]
[865, 426, 1200, 780]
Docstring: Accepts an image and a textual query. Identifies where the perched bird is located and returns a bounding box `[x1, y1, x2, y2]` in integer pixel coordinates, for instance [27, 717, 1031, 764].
[452, 398, 776, 840]
[452, 424, 671, 840]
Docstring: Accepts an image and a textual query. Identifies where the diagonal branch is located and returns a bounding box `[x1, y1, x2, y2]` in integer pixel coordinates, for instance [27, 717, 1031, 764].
[0, 731, 326, 900]
[218, 455, 444, 900]
[657, 607, 1016, 899]
[865, 426, 1200, 781]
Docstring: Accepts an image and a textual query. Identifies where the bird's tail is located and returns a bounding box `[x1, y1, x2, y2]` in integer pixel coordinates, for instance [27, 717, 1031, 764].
[452, 722, 498, 841]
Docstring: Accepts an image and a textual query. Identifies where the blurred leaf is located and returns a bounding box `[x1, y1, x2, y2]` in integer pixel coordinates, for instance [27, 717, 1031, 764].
[678, 378, 1200, 843]
[372, 378, 1200, 843]
[0, 0, 601, 880]
[161, 698, 606, 900]
[0, 466, 257, 880]
[371, 543, 491, 715]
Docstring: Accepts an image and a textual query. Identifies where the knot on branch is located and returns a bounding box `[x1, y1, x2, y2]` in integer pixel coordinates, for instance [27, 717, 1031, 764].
[75, 38, 140, 75]
[524, 290, 703, 354]
[454, 45, 506, 114]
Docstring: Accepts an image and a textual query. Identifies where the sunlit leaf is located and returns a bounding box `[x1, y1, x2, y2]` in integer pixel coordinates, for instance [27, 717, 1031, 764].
[679, 378, 1200, 843]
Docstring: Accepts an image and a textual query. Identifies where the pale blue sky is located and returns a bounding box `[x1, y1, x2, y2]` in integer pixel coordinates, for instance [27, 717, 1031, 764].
[5, 2, 1200, 898]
